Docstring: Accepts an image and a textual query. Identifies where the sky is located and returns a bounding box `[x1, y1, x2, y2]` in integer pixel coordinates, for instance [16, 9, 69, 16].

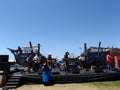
[0, 0, 120, 60]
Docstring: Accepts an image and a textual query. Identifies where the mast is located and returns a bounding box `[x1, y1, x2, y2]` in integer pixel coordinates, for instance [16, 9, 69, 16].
[98, 41, 101, 56]
[84, 43, 87, 52]
[38, 43, 40, 55]
[29, 41, 34, 55]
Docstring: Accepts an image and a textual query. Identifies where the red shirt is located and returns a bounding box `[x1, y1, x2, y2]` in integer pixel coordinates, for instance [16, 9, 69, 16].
[106, 54, 112, 64]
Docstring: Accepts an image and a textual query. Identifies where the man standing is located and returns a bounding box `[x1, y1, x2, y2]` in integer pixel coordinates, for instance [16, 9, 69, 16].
[106, 51, 113, 71]
[64, 52, 70, 72]
[26, 55, 32, 73]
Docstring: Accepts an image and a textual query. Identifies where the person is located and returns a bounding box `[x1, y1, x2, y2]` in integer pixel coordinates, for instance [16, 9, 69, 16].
[37, 54, 47, 74]
[47, 54, 52, 71]
[26, 55, 32, 73]
[42, 61, 51, 85]
[38, 54, 46, 65]
[106, 51, 113, 71]
[64, 52, 70, 72]
[33, 54, 39, 72]
[78, 54, 85, 69]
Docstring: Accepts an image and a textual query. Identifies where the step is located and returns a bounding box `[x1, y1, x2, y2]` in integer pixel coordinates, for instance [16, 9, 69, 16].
[6, 82, 19, 85]
[9, 76, 21, 79]
[3, 85, 18, 88]
[2, 76, 22, 90]
[8, 79, 21, 82]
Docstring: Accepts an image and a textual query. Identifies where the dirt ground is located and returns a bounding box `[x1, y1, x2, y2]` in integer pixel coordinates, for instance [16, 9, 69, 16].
[12, 83, 120, 90]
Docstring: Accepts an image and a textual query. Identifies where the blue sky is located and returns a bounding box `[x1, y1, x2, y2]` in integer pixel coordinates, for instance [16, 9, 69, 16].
[0, 0, 120, 60]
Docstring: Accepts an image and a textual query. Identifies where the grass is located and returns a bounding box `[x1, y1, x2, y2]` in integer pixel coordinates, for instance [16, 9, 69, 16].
[0, 81, 120, 90]
[16, 81, 120, 90]
[86, 80, 120, 86]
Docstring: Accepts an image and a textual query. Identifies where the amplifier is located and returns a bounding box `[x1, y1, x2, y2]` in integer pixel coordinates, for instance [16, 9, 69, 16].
[0, 55, 9, 62]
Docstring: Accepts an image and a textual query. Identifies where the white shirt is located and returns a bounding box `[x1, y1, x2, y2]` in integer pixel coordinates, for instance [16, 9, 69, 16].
[79, 56, 85, 61]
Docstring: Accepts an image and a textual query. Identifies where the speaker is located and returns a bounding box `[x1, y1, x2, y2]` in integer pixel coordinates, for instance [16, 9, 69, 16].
[0, 55, 9, 62]
[0, 62, 10, 73]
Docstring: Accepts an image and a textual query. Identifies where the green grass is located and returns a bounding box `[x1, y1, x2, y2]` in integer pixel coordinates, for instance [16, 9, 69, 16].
[85, 80, 120, 86]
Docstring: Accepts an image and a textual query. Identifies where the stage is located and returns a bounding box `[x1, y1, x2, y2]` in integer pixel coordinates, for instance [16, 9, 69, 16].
[2, 67, 120, 90]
